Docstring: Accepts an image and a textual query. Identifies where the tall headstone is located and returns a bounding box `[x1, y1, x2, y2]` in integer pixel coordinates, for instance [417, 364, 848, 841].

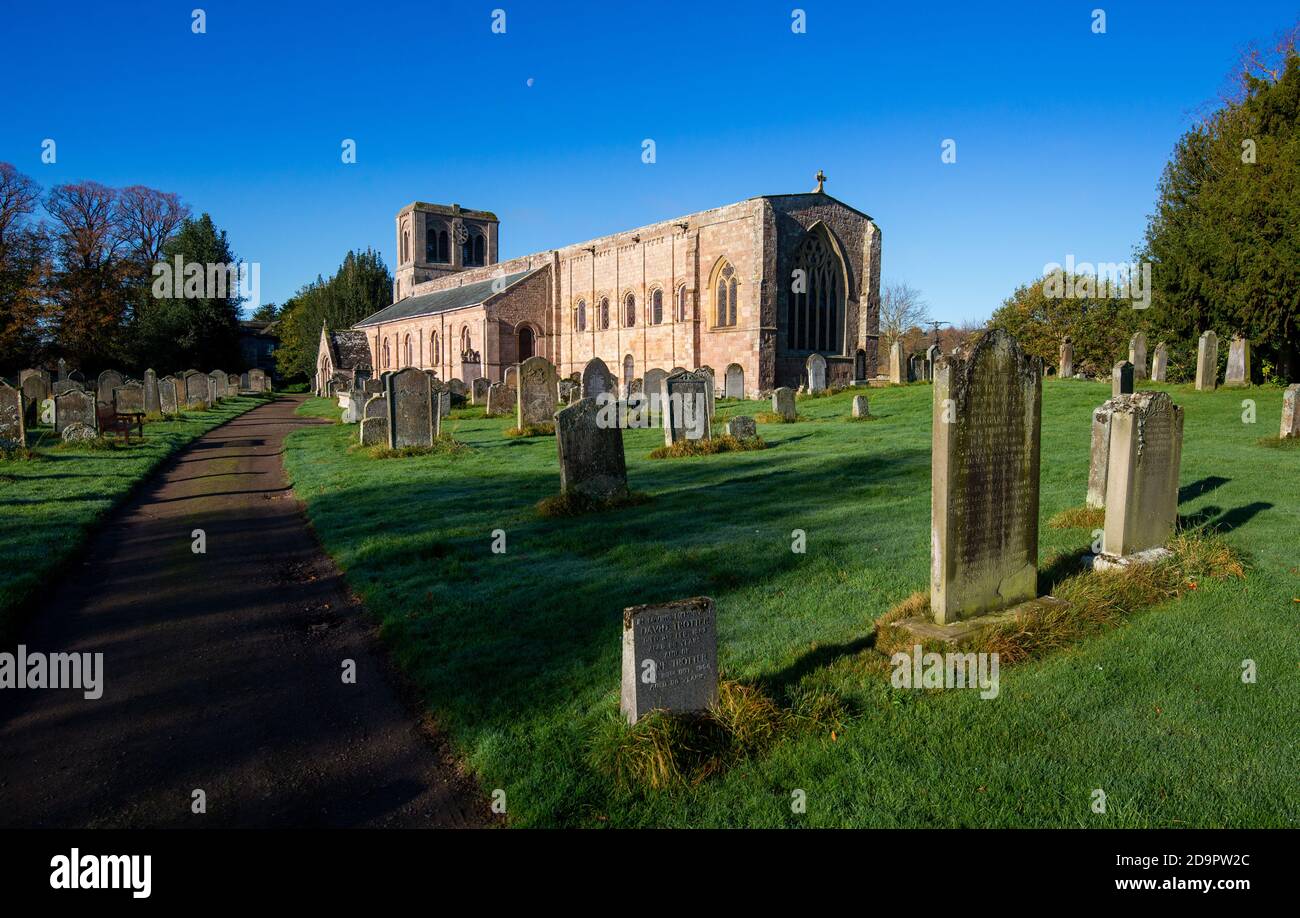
[113, 382, 145, 415]
[20, 372, 51, 426]
[0, 382, 25, 448]
[1280, 385, 1300, 440]
[1111, 361, 1134, 397]
[925, 344, 941, 381]
[54, 389, 97, 437]
[385, 367, 437, 448]
[184, 371, 209, 407]
[1224, 335, 1250, 387]
[359, 394, 389, 446]
[930, 329, 1041, 625]
[1058, 337, 1074, 379]
[661, 370, 710, 445]
[1086, 396, 1122, 509]
[1100, 392, 1183, 562]
[772, 387, 796, 421]
[581, 357, 616, 400]
[143, 369, 160, 415]
[554, 396, 628, 500]
[158, 376, 179, 415]
[620, 597, 718, 726]
[209, 371, 228, 400]
[429, 378, 451, 420]
[96, 370, 124, 406]
[643, 368, 668, 418]
[724, 363, 744, 399]
[1129, 331, 1148, 381]
[517, 356, 559, 427]
[888, 341, 906, 384]
[1151, 342, 1168, 382]
[1195, 331, 1218, 391]
[805, 353, 828, 393]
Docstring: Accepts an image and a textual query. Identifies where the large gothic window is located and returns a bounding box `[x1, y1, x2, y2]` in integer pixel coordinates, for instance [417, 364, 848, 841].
[788, 229, 843, 352]
[426, 219, 449, 263]
[714, 262, 738, 327]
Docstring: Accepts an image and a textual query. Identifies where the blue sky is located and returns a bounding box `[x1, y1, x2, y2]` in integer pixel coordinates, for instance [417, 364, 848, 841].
[2, 1, 1295, 323]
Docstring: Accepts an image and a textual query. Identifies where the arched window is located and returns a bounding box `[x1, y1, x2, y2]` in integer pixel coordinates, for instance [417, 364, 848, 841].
[474, 233, 485, 266]
[676, 285, 688, 322]
[462, 228, 486, 267]
[599, 297, 610, 330]
[624, 293, 636, 327]
[426, 220, 449, 263]
[431, 331, 440, 366]
[404, 334, 413, 367]
[714, 261, 738, 327]
[402, 227, 410, 264]
[788, 228, 844, 352]
[382, 338, 391, 368]
[650, 288, 664, 325]
[623, 354, 634, 386]
[518, 326, 535, 360]
[576, 300, 587, 332]
[460, 326, 471, 355]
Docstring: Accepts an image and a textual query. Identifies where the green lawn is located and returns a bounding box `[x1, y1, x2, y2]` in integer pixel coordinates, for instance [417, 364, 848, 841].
[282, 381, 1299, 827]
[0, 396, 269, 640]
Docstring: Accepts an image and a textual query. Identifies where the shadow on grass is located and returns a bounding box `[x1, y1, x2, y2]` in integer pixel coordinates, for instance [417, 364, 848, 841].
[1179, 501, 1272, 534]
[1179, 476, 1230, 504]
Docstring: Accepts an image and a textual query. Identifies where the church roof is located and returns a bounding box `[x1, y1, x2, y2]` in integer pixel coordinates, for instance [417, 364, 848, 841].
[354, 268, 541, 328]
[329, 329, 371, 370]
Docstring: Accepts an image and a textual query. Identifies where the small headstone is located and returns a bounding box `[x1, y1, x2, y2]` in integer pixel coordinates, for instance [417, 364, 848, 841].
[1100, 392, 1183, 561]
[805, 353, 828, 393]
[143, 369, 160, 415]
[61, 421, 97, 443]
[554, 396, 628, 500]
[643, 368, 668, 419]
[54, 389, 97, 437]
[240, 371, 251, 391]
[851, 394, 870, 418]
[888, 341, 907, 384]
[429, 380, 452, 419]
[113, 382, 145, 415]
[249, 369, 268, 393]
[662, 370, 710, 445]
[1151, 343, 1168, 382]
[1224, 335, 1250, 387]
[1111, 361, 1134, 397]
[724, 363, 744, 399]
[1058, 337, 1074, 378]
[581, 357, 616, 400]
[0, 382, 26, 448]
[516, 356, 559, 427]
[620, 597, 718, 726]
[772, 387, 796, 421]
[360, 395, 389, 446]
[627, 377, 643, 398]
[1195, 331, 1218, 391]
[724, 415, 756, 439]
[385, 367, 436, 448]
[1280, 385, 1300, 440]
[159, 377, 179, 415]
[1129, 331, 1148, 381]
[472, 376, 491, 405]
[96, 370, 124, 406]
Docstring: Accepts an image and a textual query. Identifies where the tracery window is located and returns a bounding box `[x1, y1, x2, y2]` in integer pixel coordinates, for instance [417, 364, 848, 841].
[714, 261, 738, 327]
[426, 219, 450, 263]
[788, 230, 843, 352]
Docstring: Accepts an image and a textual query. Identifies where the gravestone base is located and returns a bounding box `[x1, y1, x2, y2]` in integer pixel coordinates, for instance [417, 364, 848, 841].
[1087, 546, 1173, 573]
[888, 596, 1070, 646]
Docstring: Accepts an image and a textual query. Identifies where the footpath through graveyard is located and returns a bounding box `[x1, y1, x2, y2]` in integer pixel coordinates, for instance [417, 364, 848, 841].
[0, 395, 490, 827]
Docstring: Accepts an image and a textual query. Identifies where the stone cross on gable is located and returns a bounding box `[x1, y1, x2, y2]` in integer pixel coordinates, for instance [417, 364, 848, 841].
[814, 170, 827, 193]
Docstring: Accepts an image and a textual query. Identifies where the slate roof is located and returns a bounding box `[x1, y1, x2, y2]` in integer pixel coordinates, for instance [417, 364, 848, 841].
[330, 330, 372, 370]
[354, 268, 541, 328]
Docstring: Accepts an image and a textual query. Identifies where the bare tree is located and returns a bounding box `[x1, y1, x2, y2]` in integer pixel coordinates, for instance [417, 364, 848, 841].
[0, 162, 42, 247]
[116, 185, 189, 265]
[879, 281, 929, 354]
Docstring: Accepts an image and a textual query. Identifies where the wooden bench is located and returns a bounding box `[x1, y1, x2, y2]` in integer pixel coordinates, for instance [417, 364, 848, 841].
[96, 405, 144, 444]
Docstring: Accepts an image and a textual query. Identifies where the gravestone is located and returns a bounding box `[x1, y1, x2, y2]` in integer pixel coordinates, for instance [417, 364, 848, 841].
[554, 396, 628, 500]
[1129, 331, 1148, 381]
[240, 371, 251, 391]
[1151, 342, 1168, 382]
[909, 354, 923, 383]
[724, 415, 756, 439]
[582, 357, 616, 400]
[1058, 337, 1074, 378]
[627, 377, 643, 398]
[1195, 331, 1218, 391]
[249, 369, 268, 392]
[926, 344, 941, 381]
[485, 383, 509, 416]
[1224, 336, 1250, 387]
[67, 369, 85, 384]
[96, 370, 124, 406]
[61, 422, 97, 443]
[158, 377, 179, 415]
[772, 387, 796, 421]
[143, 369, 160, 415]
[851, 394, 870, 418]
[805, 353, 828, 393]
[359, 395, 389, 446]
[113, 382, 145, 415]
[53, 380, 83, 396]
[385, 367, 437, 448]
[228, 373, 240, 393]
[643, 368, 668, 416]
[0, 382, 25, 448]
[184, 371, 209, 407]
[559, 379, 580, 405]
[57, 358, 68, 382]
[471, 376, 491, 405]
[1280, 384, 1300, 440]
[20, 372, 50, 425]
[516, 356, 559, 427]
[54, 389, 97, 437]
[1111, 361, 1134, 397]
[1086, 396, 1122, 509]
[447, 378, 468, 402]
[363, 378, 384, 396]
[209, 371, 228, 400]
[620, 596, 718, 726]
[724, 363, 744, 399]
[429, 380, 452, 419]
[888, 341, 906, 384]
[662, 370, 710, 445]
[1100, 392, 1183, 563]
[930, 328, 1041, 624]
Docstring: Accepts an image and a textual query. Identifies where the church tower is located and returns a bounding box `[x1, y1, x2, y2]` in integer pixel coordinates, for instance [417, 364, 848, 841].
[393, 203, 500, 301]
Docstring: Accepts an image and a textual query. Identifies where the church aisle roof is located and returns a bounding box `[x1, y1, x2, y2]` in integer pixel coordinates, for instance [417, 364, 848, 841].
[329, 329, 372, 370]
[355, 268, 541, 328]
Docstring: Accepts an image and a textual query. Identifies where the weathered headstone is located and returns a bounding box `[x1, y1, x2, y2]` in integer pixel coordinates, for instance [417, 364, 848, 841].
[582, 357, 615, 400]
[57, 358, 68, 382]
[471, 376, 491, 405]
[724, 415, 756, 439]
[54, 389, 97, 437]
[485, 383, 509, 416]
[851, 394, 870, 418]
[184, 371, 209, 407]
[385, 367, 437, 448]
[1058, 336, 1074, 378]
[53, 380, 84, 396]
[662, 370, 710, 445]
[1224, 335, 1250, 387]
[249, 369, 268, 393]
[627, 377, 643, 398]
[158, 376, 179, 415]
[143, 369, 160, 415]
[240, 371, 251, 391]
[887, 341, 906, 384]
[1280, 384, 1300, 440]
[20, 372, 50, 426]
[724, 363, 744, 399]
[930, 329, 1041, 624]
[516, 356, 559, 427]
[805, 353, 828, 393]
[1111, 361, 1134, 397]
[643, 368, 667, 418]
[96, 370, 124, 406]
[620, 596, 718, 726]
[1195, 331, 1218, 391]
[1129, 331, 1148, 381]
[359, 395, 389, 446]
[925, 344, 941, 381]
[772, 387, 796, 421]
[1086, 396, 1122, 509]
[209, 371, 228, 400]
[1099, 392, 1183, 563]
[1151, 342, 1168, 382]
[0, 382, 25, 448]
[429, 379, 452, 419]
[113, 382, 145, 415]
[61, 422, 97, 443]
[554, 396, 628, 500]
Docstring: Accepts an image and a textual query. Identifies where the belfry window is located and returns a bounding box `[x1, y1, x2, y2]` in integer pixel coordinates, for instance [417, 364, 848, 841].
[462, 228, 486, 267]
[788, 230, 843, 352]
[426, 219, 450, 263]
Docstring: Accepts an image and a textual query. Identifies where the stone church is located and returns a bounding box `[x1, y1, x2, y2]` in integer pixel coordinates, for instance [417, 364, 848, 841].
[317, 174, 881, 398]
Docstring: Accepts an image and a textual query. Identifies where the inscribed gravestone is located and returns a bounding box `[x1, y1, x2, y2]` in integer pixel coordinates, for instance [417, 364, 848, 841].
[143, 369, 160, 415]
[55, 390, 96, 437]
[1129, 331, 1148, 381]
[97, 370, 124, 406]
[1195, 331, 1217, 391]
[930, 328, 1041, 625]
[1280, 385, 1300, 439]
[209, 371, 228, 400]
[1059, 337, 1074, 379]
[852, 394, 870, 418]
[113, 383, 145, 415]
[1151, 343, 1168, 382]
[184, 372, 209, 406]
[472, 376, 490, 405]
[158, 377, 178, 415]
[620, 596, 718, 725]
[805, 353, 828, 393]
[360, 395, 389, 446]
[385, 367, 436, 448]
[485, 383, 509, 416]
[554, 396, 627, 501]
[582, 357, 615, 400]
[772, 387, 796, 421]
[724, 363, 744, 399]
[516, 356, 558, 427]
[724, 415, 756, 439]
[1112, 361, 1134, 397]
[249, 369, 268, 392]
[1224, 336, 1250, 387]
[662, 370, 710, 446]
[1101, 392, 1183, 560]
[0, 382, 25, 448]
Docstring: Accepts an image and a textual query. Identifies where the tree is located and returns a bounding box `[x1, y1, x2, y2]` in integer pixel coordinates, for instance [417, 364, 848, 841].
[879, 281, 929, 356]
[0, 163, 49, 368]
[250, 302, 279, 322]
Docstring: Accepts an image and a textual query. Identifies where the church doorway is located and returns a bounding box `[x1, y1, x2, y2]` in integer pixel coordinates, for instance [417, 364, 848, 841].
[518, 326, 536, 361]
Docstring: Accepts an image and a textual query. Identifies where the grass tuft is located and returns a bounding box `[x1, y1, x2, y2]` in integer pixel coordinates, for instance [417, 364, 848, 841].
[648, 435, 767, 459]
[1048, 505, 1105, 529]
[1257, 435, 1300, 449]
[0, 445, 41, 462]
[536, 489, 650, 518]
[754, 411, 805, 424]
[366, 436, 469, 459]
[845, 413, 878, 422]
[505, 422, 555, 438]
[52, 435, 121, 452]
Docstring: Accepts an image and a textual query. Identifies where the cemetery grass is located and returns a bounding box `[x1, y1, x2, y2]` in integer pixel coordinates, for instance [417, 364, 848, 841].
[283, 383, 1300, 828]
[0, 396, 268, 642]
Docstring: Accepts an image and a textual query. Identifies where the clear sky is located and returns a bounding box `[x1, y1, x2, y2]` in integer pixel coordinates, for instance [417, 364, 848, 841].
[2, 1, 1295, 323]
